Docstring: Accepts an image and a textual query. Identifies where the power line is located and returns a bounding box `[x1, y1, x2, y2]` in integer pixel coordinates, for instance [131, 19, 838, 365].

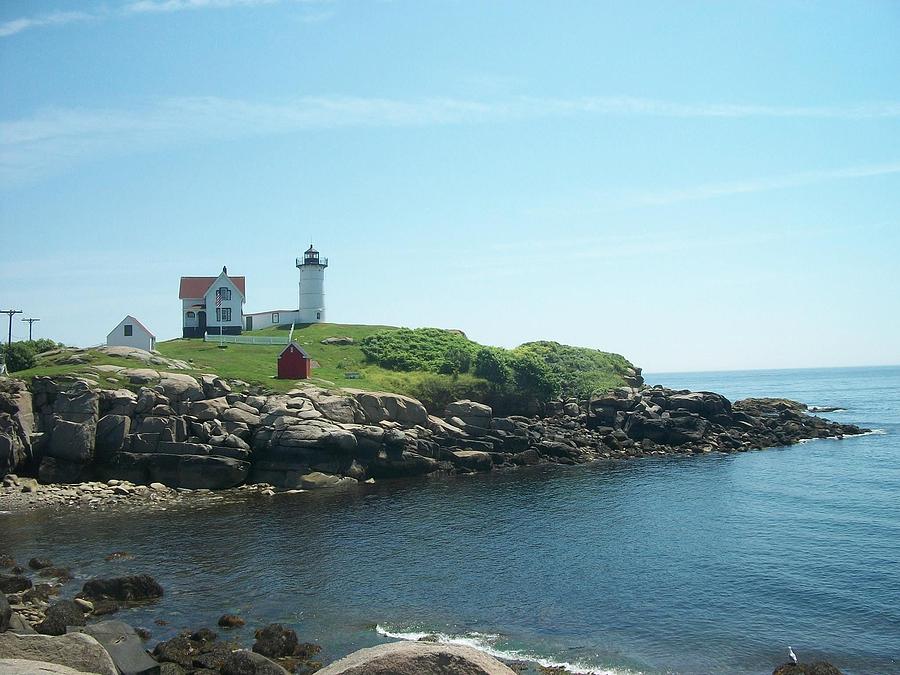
[22, 317, 40, 341]
[1, 309, 23, 347]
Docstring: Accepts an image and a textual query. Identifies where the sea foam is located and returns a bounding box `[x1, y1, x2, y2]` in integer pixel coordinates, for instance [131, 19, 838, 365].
[374, 624, 640, 675]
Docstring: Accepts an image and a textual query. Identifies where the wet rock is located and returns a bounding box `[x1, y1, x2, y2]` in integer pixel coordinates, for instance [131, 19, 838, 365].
[0, 573, 32, 594]
[153, 634, 197, 668]
[772, 663, 844, 675]
[218, 614, 246, 629]
[35, 600, 86, 636]
[221, 650, 290, 675]
[252, 623, 300, 659]
[81, 574, 163, 602]
[0, 593, 10, 632]
[27, 557, 53, 570]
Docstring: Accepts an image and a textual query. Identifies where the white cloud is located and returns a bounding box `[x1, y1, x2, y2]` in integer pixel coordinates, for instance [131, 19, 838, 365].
[3, 95, 900, 186]
[0, 0, 330, 38]
[0, 10, 95, 37]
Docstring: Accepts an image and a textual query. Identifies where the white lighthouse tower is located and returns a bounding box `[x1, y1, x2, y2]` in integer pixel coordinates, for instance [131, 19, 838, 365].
[296, 244, 328, 323]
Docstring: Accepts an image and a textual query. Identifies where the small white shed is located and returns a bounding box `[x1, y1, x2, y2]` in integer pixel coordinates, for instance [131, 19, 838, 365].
[107, 315, 156, 352]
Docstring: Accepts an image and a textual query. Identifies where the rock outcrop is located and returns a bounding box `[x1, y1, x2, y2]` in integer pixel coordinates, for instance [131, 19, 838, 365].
[316, 641, 517, 675]
[1, 370, 868, 494]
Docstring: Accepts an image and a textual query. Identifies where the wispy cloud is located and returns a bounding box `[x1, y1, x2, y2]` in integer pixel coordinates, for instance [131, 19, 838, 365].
[0, 0, 328, 38]
[0, 10, 96, 38]
[3, 94, 900, 186]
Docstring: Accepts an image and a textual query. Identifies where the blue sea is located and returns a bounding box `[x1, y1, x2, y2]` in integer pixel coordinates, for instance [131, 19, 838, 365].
[2, 366, 898, 674]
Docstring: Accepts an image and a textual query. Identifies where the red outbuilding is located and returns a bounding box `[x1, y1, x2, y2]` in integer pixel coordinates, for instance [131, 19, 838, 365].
[277, 341, 312, 379]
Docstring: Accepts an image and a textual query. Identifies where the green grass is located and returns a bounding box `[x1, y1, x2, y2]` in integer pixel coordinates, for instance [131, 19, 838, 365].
[10, 322, 635, 410]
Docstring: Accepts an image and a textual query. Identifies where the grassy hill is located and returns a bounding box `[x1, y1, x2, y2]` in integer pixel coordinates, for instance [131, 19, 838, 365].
[11, 322, 637, 413]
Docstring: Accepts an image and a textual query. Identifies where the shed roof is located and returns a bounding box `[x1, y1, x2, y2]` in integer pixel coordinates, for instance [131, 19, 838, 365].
[279, 341, 310, 358]
[179, 275, 246, 299]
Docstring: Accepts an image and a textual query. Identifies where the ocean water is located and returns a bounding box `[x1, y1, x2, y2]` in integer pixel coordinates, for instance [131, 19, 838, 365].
[2, 366, 899, 675]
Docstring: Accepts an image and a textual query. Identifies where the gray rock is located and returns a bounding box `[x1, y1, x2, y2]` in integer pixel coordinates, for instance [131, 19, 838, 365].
[0, 658, 97, 674]
[53, 388, 99, 424]
[81, 575, 163, 602]
[38, 457, 93, 484]
[35, 601, 85, 636]
[450, 450, 493, 471]
[0, 632, 118, 675]
[0, 574, 32, 594]
[344, 390, 429, 427]
[315, 641, 516, 675]
[222, 407, 261, 426]
[220, 650, 289, 675]
[99, 389, 138, 417]
[299, 472, 357, 489]
[77, 620, 160, 675]
[320, 336, 354, 345]
[46, 419, 96, 463]
[189, 397, 230, 421]
[95, 415, 131, 457]
[444, 400, 493, 428]
[154, 373, 203, 402]
[0, 591, 10, 632]
[270, 420, 357, 452]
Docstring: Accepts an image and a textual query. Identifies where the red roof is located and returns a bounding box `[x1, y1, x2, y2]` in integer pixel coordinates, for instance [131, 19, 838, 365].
[179, 276, 246, 299]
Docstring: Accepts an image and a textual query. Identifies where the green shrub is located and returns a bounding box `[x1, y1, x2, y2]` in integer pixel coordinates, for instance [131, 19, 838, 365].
[1, 342, 36, 372]
[360, 328, 478, 372]
[409, 374, 491, 414]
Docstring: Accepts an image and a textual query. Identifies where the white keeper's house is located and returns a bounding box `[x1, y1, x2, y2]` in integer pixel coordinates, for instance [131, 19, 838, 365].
[179, 266, 246, 338]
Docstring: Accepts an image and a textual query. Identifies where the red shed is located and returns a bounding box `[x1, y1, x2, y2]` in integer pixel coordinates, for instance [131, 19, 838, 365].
[277, 341, 312, 379]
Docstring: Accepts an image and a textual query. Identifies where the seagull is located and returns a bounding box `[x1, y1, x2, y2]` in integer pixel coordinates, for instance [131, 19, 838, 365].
[788, 646, 798, 664]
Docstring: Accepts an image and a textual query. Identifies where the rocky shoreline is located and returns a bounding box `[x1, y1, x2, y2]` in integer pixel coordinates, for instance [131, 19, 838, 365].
[1, 366, 869, 506]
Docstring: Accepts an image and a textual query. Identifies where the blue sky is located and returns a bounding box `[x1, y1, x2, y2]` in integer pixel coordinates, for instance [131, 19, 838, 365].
[2, 0, 899, 372]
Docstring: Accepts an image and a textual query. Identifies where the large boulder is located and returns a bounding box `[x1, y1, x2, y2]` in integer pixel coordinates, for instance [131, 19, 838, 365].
[52, 387, 99, 424]
[77, 621, 159, 675]
[316, 641, 516, 675]
[155, 373, 203, 402]
[0, 574, 33, 594]
[99, 389, 138, 417]
[299, 472, 357, 489]
[35, 600, 86, 636]
[367, 451, 439, 479]
[0, 418, 28, 478]
[81, 575, 163, 602]
[0, 658, 99, 674]
[444, 400, 493, 429]
[95, 415, 131, 458]
[269, 420, 357, 452]
[221, 650, 290, 675]
[222, 407, 262, 427]
[0, 592, 10, 632]
[624, 412, 709, 445]
[344, 390, 429, 427]
[665, 391, 732, 421]
[0, 632, 117, 675]
[101, 452, 249, 489]
[46, 419, 96, 463]
[188, 397, 230, 421]
[38, 457, 93, 484]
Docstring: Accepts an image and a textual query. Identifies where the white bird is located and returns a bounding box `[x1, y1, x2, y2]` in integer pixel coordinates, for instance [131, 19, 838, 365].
[788, 646, 798, 664]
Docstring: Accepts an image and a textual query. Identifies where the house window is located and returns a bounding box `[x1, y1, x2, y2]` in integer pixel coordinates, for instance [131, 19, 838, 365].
[124, 325, 133, 336]
[218, 287, 231, 302]
[272, 313, 279, 324]
[316, 312, 321, 320]
[186, 311, 195, 319]
[222, 308, 232, 322]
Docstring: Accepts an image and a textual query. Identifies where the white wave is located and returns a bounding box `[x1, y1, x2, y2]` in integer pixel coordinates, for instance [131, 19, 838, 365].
[375, 624, 642, 675]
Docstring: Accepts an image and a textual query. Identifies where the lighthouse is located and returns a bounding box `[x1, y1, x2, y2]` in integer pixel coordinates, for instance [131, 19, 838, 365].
[296, 244, 328, 323]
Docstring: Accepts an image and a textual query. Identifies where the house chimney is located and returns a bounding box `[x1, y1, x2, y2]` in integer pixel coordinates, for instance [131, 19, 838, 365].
[223, 265, 227, 275]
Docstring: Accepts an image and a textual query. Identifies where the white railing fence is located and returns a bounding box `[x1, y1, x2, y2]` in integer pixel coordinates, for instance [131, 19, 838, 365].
[203, 334, 290, 345]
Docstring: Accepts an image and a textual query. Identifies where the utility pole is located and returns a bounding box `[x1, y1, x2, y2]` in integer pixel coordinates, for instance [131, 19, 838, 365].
[22, 317, 40, 341]
[1, 309, 23, 347]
